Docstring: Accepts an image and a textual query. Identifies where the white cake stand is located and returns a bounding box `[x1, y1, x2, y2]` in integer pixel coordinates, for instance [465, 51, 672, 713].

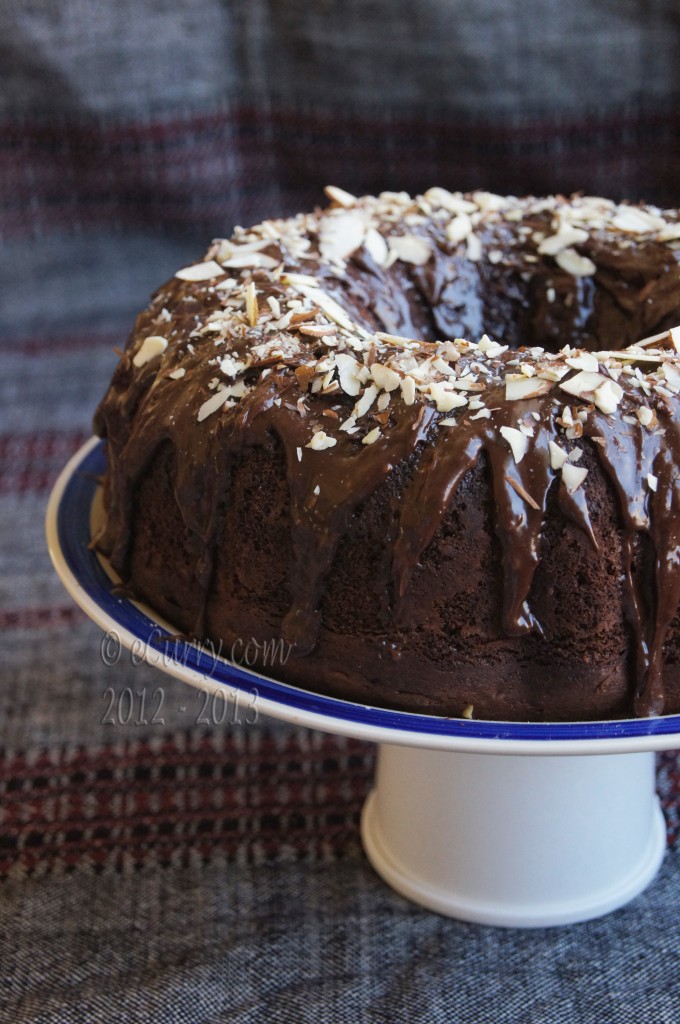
[46, 438, 680, 928]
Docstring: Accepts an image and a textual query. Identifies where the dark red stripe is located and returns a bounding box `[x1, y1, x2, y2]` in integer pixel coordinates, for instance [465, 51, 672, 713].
[2, 104, 678, 239]
[0, 429, 90, 495]
[0, 330, 123, 356]
[0, 731, 375, 876]
[2, 725, 680, 876]
[0, 606, 86, 631]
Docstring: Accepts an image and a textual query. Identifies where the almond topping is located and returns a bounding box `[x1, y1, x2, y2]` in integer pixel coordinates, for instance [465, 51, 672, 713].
[245, 281, 259, 327]
[175, 260, 225, 282]
[306, 430, 337, 451]
[388, 234, 432, 266]
[499, 425, 529, 463]
[400, 377, 416, 406]
[371, 364, 401, 392]
[565, 352, 599, 373]
[555, 248, 596, 277]
[353, 384, 379, 418]
[133, 335, 168, 368]
[446, 214, 473, 244]
[538, 226, 589, 256]
[428, 383, 468, 413]
[364, 228, 389, 266]
[319, 211, 367, 263]
[362, 426, 382, 446]
[549, 440, 568, 470]
[505, 375, 553, 401]
[593, 379, 623, 414]
[324, 185, 357, 208]
[505, 476, 540, 510]
[561, 463, 588, 493]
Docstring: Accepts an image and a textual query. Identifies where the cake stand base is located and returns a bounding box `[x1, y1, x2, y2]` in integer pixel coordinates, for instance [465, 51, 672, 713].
[361, 744, 666, 927]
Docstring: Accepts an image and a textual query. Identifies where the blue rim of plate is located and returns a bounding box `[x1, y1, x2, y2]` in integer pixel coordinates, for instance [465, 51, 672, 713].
[48, 437, 680, 749]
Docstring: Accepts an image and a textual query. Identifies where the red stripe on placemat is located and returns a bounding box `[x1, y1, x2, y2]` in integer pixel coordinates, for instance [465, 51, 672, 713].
[0, 330, 123, 356]
[0, 606, 86, 631]
[1, 734, 679, 878]
[0, 429, 90, 494]
[0, 730, 375, 876]
[2, 104, 679, 239]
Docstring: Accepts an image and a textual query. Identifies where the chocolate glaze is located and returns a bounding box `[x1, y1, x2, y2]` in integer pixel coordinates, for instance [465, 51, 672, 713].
[93, 191, 680, 720]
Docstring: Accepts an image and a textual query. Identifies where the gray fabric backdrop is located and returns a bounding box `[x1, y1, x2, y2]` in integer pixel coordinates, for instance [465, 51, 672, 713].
[3, 3, 680, 1020]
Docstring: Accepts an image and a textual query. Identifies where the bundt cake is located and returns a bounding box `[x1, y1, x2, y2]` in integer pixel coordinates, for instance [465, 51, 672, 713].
[93, 187, 680, 721]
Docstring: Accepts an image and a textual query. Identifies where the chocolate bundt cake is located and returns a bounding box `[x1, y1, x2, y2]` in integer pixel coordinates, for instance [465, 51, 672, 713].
[93, 187, 680, 721]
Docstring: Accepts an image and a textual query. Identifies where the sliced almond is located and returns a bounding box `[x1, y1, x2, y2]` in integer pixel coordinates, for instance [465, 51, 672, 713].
[335, 353, 364, 396]
[663, 362, 680, 388]
[549, 440, 568, 470]
[197, 387, 232, 422]
[400, 377, 416, 406]
[175, 260, 224, 282]
[537, 362, 570, 382]
[423, 188, 477, 215]
[292, 285, 359, 335]
[297, 324, 338, 338]
[133, 335, 168, 368]
[220, 251, 279, 270]
[364, 227, 390, 266]
[499, 425, 529, 463]
[319, 211, 367, 263]
[612, 206, 666, 234]
[245, 281, 259, 327]
[428, 382, 468, 413]
[353, 384, 379, 418]
[375, 332, 420, 347]
[559, 370, 608, 399]
[324, 185, 357, 208]
[555, 248, 596, 277]
[477, 334, 507, 358]
[565, 352, 599, 373]
[505, 476, 540, 510]
[636, 406, 655, 428]
[466, 233, 482, 261]
[505, 375, 553, 401]
[561, 463, 588, 493]
[657, 223, 680, 242]
[538, 226, 589, 256]
[388, 234, 432, 266]
[371, 364, 401, 392]
[593, 379, 623, 414]
[306, 430, 337, 451]
[446, 214, 473, 245]
[362, 426, 382, 446]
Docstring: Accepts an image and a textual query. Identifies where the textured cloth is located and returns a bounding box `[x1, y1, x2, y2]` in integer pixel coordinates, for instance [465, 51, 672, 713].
[2, 0, 680, 338]
[3, 2, 680, 1021]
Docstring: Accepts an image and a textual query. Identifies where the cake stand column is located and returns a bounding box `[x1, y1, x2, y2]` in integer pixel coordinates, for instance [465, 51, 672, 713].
[361, 744, 666, 927]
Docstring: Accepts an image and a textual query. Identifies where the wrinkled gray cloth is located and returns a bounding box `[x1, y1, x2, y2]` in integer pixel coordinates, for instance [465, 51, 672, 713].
[1, 0, 679, 337]
[2, 0, 679, 118]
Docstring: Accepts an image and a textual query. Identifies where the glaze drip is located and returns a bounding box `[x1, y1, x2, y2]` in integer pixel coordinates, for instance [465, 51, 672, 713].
[93, 188, 680, 719]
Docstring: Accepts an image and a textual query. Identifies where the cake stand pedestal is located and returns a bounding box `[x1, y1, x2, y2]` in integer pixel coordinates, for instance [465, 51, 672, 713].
[47, 438, 677, 930]
[361, 745, 665, 927]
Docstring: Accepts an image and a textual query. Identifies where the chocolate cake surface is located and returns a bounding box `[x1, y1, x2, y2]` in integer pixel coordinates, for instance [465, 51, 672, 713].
[93, 188, 680, 721]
